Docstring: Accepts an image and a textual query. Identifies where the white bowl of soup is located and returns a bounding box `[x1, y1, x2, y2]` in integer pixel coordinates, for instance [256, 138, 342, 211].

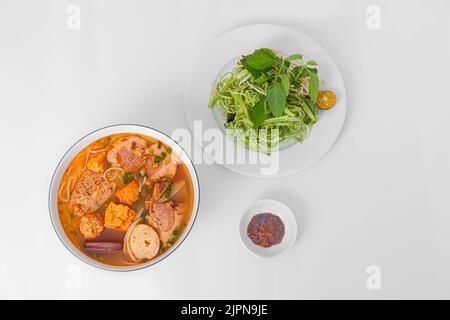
[49, 124, 200, 271]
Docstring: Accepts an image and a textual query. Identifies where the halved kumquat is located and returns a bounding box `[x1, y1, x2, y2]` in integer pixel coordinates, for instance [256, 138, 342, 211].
[317, 90, 337, 110]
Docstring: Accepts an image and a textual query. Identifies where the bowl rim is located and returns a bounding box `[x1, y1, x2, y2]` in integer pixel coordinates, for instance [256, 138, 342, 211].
[48, 123, 200, 272]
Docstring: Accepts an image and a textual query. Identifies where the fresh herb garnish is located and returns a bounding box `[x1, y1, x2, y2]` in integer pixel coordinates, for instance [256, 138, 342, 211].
[280, 74, 290, 96]
[249, 97, 267, 126]
[154, 156, 162, 163]
[241, 48, 281, 77]
[267, 83, 287, 117]
[307, 68, 319, 102]
[209, 47, 324, 153]
[122, 172, 135, 184]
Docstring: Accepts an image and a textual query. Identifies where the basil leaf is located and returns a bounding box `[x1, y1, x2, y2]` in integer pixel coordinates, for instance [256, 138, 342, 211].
[242, 48, 280, 71]
[242, 59, 262, 78]
[290, 66, 307, 84]
[122, 172, 135, 184]
[280, 74, 290, 96]
[308, 69, 319, 102]
[249, 97, 267, 126]
[286, 53, 303, 62]
[307, 60, 318, 66]
[267, 84, 287, 117]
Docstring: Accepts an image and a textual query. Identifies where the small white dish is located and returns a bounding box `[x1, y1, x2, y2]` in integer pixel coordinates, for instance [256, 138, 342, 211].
[239, 199, 297, 258]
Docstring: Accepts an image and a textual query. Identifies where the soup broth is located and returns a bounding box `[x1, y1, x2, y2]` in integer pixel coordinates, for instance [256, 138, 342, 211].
[57, 133, 194, 266]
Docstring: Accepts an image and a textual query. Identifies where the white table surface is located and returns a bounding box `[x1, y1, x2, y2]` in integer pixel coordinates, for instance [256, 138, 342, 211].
[1, 0, 449, 299]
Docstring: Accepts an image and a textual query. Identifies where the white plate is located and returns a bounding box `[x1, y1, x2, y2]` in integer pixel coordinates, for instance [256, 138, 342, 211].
[185, 24, 347, 177]
[239, 199, 297, 258]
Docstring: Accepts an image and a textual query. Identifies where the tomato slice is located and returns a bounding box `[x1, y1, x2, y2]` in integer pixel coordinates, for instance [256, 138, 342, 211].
[317, 90, 336, 110]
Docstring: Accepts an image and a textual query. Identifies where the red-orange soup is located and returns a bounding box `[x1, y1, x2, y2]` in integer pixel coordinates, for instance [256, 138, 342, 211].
[57, 133, 194, 266]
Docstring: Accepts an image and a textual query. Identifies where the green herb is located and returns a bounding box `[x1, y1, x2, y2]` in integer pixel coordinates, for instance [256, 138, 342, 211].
[241, 60, 262, 78]
[241, 48, 281, 77]
[249, 97, 267, 126]
[172, 229, 180, 237]
[154, 156, 162, 163]
[278, 59, 291, 74]
[255, 69, 275, 84]
[299, 97, 317, 124]
[267, 83, 287, 117]
[232, 92, 249, 118]
[280, 74, 290, 96]
[161, 152, 167, 158]
[307, 68, 319, 102]
[122, 172, 135, 184]
[209, 47, 324, 153]
[303, 97, 318, 124]
[286, 53, 303, 62]
[290, 65, 308, 84]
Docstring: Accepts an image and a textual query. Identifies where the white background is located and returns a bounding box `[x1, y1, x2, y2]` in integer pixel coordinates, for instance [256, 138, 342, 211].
[0, 0, 449, 299]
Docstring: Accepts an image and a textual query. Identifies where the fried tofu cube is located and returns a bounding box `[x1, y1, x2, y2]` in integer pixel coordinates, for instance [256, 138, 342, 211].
[115, 181, 139, 206]
[79, 213, 104, 239]
[104, 202, 136, 230]
[86, 151, 107, 173]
